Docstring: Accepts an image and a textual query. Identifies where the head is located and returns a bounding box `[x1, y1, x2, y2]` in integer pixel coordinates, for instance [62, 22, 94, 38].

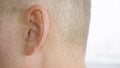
[0, 0, 90, 68]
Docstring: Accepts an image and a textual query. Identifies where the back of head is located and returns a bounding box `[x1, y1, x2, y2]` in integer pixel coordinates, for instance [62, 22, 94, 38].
[0, 0, 90, 68]
[0, 0, 90, 46]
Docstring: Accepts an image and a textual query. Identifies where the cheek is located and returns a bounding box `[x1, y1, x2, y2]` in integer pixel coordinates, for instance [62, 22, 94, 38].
[0, 34, 17, 67]
[0, 25, 25, 68]
[0, 26, 19, 54]
[0, 27, 18, 55]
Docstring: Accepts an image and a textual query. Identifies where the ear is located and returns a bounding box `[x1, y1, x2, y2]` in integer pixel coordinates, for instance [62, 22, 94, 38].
[25, 5, 49, 56]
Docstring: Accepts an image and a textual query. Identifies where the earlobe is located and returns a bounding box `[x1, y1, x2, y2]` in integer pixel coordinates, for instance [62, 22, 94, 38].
[25, 5, 49, 56]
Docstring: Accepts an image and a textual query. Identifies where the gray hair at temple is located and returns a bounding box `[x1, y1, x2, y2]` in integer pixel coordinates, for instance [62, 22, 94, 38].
[0, 0, 91, 54]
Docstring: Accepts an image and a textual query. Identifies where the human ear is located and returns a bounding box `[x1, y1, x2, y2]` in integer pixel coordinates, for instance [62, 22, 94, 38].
[25, 5, 49, 56]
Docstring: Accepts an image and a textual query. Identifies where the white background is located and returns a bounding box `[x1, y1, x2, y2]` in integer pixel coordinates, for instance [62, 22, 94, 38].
[86, 0, 120, 64]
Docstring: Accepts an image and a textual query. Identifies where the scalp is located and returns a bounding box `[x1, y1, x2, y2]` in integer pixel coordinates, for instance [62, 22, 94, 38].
[0, 0, 91, 49]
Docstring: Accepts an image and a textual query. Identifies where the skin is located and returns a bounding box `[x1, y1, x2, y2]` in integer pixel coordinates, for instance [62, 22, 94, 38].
[0, 3, 89, 68]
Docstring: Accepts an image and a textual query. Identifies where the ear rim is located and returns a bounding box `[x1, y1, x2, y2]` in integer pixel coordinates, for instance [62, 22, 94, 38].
[25, 5, 49, 55]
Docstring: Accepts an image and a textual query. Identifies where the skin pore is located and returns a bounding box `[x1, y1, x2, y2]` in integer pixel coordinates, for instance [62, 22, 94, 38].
[0, 0, 90, 68]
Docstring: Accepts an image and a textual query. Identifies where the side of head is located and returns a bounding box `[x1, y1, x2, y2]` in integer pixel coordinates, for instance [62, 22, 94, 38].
[0, 0, 90, 68]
